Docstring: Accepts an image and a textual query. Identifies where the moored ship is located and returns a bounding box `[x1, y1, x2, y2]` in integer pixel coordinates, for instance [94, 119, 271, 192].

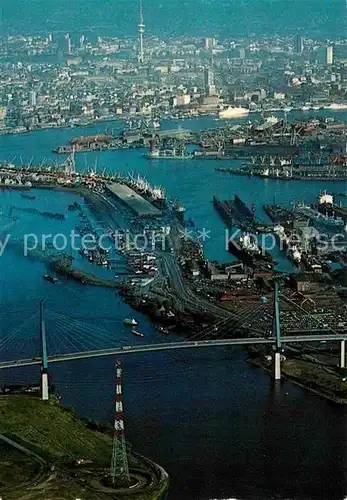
[219, 106, 249, 119]
[295, 202, 344, 229]
[228, 231, 273, 266]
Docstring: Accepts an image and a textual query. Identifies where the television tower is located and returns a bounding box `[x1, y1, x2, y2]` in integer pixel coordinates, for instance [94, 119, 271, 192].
[138, 0, 145, 64]
[110, 361, 130, 486]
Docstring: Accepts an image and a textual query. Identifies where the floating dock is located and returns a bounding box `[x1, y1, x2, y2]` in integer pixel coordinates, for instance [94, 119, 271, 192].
[106, 183, 162, 218]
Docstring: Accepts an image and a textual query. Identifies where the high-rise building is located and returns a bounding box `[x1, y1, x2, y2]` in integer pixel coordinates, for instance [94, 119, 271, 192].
[294, 35, 303, 54]
[47, 33, 53, 43]
[64, 33, 72, 55]
[327, 46, 334, 65]
[205, 37, 216, 51]
[204, 67, 216, 96]
[28, 90, 37, 107]
[239, 47, 246, 60]
[79, 35, 85, 49]
[138, 0, 145, 64]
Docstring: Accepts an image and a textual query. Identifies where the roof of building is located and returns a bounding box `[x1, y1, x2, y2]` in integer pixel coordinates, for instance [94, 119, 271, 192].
[106, 183, 161, 217]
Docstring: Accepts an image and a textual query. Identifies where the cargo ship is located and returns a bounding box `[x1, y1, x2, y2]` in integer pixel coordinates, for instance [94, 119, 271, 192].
[294, 203, 344, 229]
[263, 204, 295, 228]
[228, 231, 273, 267]
[146, 149, 193, 160]
[317, 191, 347, 223]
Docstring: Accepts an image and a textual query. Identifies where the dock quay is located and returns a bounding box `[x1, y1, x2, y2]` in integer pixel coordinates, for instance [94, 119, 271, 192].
[106, 182, 162, 218]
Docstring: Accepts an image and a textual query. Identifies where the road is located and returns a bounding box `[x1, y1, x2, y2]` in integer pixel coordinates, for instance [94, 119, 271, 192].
[0, 433, 49, 493]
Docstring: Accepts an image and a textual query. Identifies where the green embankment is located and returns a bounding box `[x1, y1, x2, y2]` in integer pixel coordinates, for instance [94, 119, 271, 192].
[0, 396, 111, 465]
[0, 396, 168, 499]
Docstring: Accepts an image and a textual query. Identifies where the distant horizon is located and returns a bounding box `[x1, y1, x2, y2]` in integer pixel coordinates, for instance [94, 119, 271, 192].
[0, 0, 346, 38]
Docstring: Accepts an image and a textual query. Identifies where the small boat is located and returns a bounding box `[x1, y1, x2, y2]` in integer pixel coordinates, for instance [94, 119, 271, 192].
[132, 327, 144, 338]
[157, 326, 169, 335]
[123, 318, 138, 326]
[43, 275, 58, 284]
[21, 193, 36, 200]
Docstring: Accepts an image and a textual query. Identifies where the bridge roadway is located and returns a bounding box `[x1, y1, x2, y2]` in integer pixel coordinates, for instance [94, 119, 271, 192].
[1, 333, 347, 370]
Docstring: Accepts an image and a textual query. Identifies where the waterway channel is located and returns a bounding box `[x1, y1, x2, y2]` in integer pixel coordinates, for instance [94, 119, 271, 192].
[0, 113, 347, 499]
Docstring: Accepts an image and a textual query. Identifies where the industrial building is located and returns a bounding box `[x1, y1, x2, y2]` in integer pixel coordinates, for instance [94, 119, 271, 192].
[106, 183, 162, 217]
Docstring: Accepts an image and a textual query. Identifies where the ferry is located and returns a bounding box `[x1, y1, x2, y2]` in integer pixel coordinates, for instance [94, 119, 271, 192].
[219, 106, 249, 119]
[123, 318, 138, 326]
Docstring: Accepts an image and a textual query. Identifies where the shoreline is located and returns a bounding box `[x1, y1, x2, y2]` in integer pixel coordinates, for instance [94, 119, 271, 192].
[1, 105, 347, 138]
[249, 357, 347, 405]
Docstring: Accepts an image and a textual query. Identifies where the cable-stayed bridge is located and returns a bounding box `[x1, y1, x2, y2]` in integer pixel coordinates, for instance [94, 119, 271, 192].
[1, 283, 346, 400]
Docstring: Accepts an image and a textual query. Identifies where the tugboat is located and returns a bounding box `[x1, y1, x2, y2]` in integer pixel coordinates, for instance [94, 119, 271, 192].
[43, 275, 58, 284]
[123, 318, 138, 326]
[157, 326, 169, 335]
[132, 327, 144, 337]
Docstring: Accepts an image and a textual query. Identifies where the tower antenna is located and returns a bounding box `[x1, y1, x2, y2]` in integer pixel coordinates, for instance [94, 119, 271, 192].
[110, 361, 130, 486]
[138, 0, 145, 64]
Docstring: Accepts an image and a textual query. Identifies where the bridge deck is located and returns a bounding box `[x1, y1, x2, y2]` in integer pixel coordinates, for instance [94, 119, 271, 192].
[1, 334, 347, 370]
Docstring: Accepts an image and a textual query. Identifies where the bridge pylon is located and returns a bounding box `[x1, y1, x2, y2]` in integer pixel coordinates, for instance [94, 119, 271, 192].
[40, 300, 49, 401]
[273, 281, 281, 380]
[110, 361, 130, 486]
[340, 340, 346, 369]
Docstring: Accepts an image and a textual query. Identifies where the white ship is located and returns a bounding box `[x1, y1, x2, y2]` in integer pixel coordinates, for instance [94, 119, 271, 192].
[218, 106, 249, 119]
[324, 103, 347, 111]
[287, 245, 302, 264]
[123, 318, 138, 326]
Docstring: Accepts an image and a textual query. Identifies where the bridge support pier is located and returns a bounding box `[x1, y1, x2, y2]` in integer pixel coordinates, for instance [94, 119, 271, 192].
[41, 372, 49, 401]
[273, 281, 281, 381]
[40, 300, 49, 401]
[340, 340, 346, 369]
[274, 352, 281, 380]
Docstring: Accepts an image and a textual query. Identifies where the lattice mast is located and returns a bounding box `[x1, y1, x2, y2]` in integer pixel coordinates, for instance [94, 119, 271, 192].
[138, 0, 145, 64]
[110, 361, 130, 485]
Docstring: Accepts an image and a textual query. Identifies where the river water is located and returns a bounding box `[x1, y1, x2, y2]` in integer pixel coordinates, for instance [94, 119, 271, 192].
[0, 113, 347, 499]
